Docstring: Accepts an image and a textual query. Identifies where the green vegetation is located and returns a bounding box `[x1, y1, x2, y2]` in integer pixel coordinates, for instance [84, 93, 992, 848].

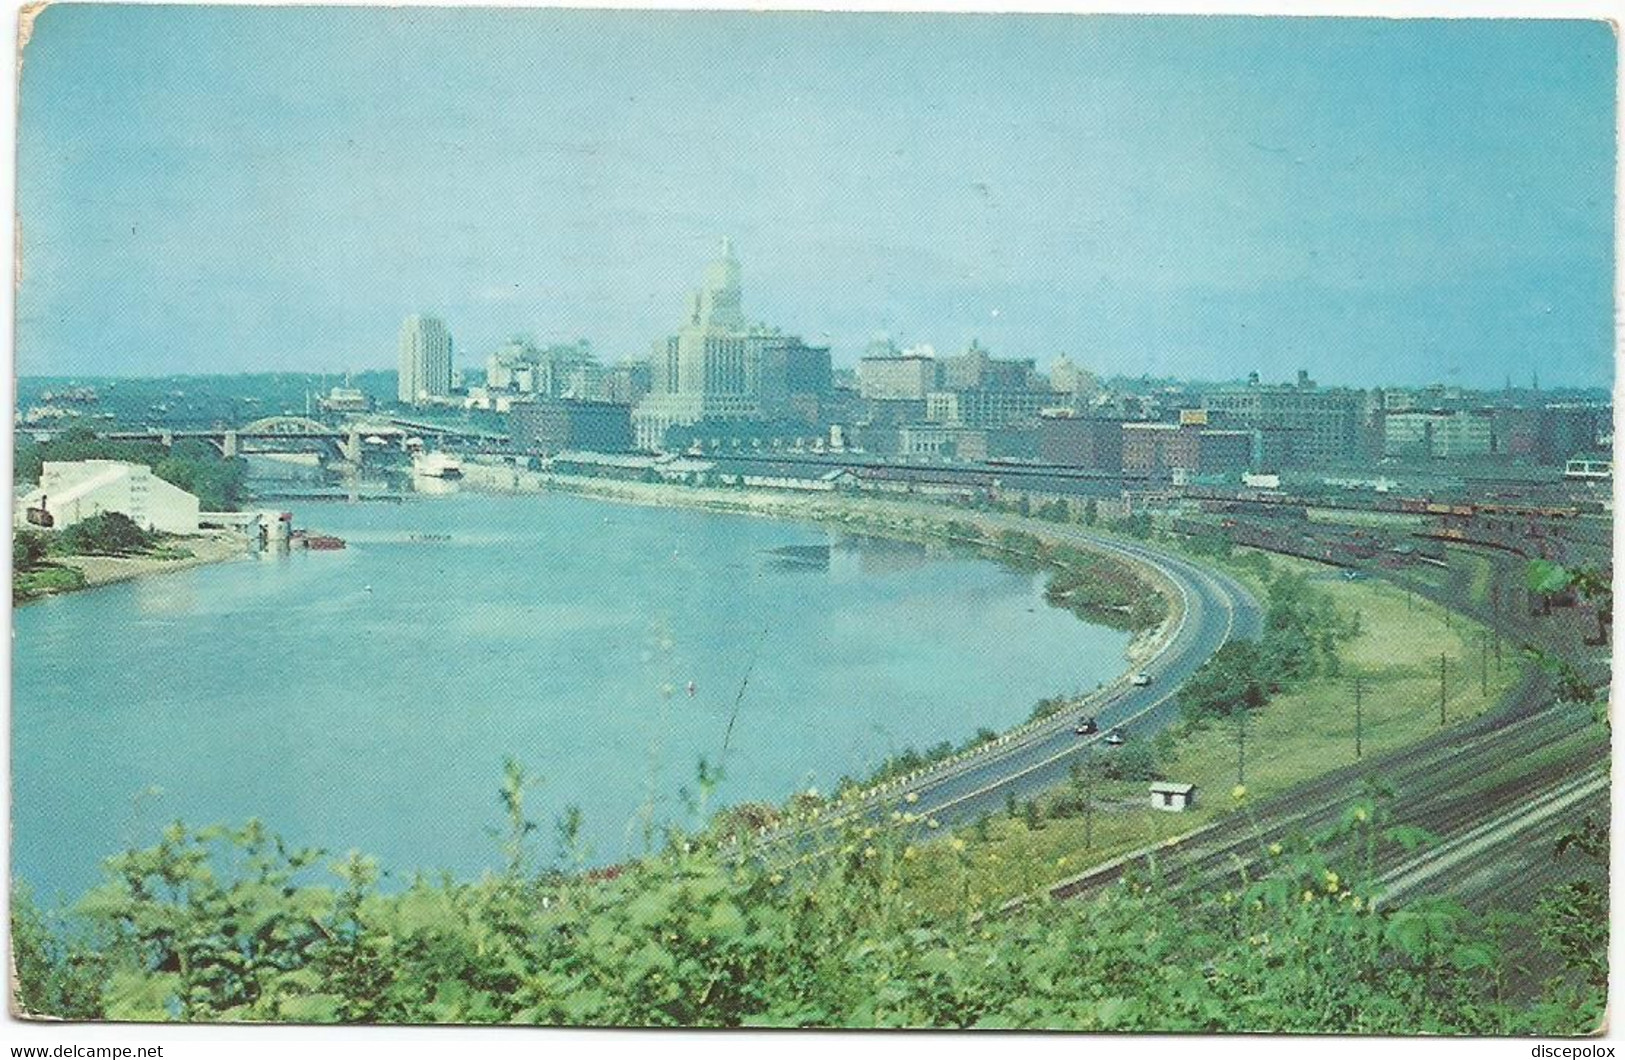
[840, 727, 1001, 794]
[16, 425, 248, 510]
[9, 488, 1599, 1031]
[1527, 558, 1612, 643]
[900, 560, 1522, 913]
[1180, 571, 1360, 722]
[13, 514, 194, 603]
[1042, 542, 1168, 631]
[10, 765, 1602, 1031]
[12, 526, 85, 603]
[13, 527, 50, 570]
[827, 508, 1169, 633]
[12, 565, 87, 603]
[60, 512, 158, 556]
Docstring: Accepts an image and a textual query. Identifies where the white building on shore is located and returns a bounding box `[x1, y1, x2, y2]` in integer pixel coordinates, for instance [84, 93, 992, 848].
[16, 460, 201, 535]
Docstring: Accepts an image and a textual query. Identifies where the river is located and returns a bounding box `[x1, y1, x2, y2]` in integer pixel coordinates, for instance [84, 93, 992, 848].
[12, 490, 1131, 902]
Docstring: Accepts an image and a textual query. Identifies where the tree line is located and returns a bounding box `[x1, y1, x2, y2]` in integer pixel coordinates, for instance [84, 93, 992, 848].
[1179, 570, 1361, 723]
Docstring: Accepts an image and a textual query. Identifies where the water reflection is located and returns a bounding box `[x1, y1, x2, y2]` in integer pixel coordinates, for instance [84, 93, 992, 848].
[412, 474, 461, 496]
[764, 544, 830, 573]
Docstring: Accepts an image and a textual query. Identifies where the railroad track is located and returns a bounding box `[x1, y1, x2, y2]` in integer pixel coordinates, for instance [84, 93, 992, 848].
[1040, 691, 1602, 908]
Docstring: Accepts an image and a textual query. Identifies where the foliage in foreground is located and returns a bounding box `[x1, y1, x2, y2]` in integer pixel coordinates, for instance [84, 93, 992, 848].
[12, 769, 1605, 1033]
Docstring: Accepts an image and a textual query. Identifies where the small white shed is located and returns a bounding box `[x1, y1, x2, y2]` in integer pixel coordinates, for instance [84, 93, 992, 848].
[1149, 782, 1197, 813]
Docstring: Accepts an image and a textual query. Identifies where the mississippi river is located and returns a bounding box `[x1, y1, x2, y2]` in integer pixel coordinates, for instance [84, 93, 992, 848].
[13, 491, 1131, 901]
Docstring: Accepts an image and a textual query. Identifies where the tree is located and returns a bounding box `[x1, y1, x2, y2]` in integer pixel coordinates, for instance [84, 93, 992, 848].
[61, 512, 155, 556]
[1528, 560, 1612, 644]
[13, 528, 49, 570]
[1179, 640, 1270, 721]
[1098, 741, 1160, 781]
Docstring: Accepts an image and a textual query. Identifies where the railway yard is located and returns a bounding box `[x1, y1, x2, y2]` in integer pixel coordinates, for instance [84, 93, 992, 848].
[1036, 484, 1611, 979]
[744, 472, 1610, 957]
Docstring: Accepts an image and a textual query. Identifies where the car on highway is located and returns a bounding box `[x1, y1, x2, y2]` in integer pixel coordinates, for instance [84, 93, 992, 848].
[1104, 729, 1127, 746]
[1130, 672, 1153, 687]
[1074, 716, 1099, 736]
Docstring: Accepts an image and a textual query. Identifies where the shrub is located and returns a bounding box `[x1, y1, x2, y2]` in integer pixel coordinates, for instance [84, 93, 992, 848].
[10, 787, 1603, 1032]
[13, 528, 50, 570]
[61, 512, 156, 556]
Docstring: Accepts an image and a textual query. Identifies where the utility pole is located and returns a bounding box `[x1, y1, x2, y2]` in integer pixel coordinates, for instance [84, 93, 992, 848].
[1072, 758, 1094, 851]
[1236, 702, 1247, 786]
[1354, 673, 1363, 761]
[1084, 763, 1094, 851]
[1439, 653, 1448, 726]
[1491, 581, 1502, 669]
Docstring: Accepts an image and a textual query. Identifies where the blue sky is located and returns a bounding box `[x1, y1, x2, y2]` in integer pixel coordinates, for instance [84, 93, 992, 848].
[17, 8, 1616, 386]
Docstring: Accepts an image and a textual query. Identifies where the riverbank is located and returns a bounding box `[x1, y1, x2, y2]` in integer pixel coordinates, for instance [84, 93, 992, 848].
[14, 531, 250, 604]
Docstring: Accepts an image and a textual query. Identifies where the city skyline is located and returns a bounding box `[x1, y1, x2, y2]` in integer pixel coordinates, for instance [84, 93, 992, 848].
[17, 8, 1617, 387]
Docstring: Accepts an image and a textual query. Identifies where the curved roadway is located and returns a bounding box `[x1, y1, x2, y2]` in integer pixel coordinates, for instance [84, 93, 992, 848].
[765, 518, 1263, 852]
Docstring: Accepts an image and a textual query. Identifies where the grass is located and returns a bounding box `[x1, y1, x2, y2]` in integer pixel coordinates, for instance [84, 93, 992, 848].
[1305, 508, 1426, 530]
[1448, 547, 1497, 608]
[13, 564, 87, 602]
[897, 560, 1523, 913]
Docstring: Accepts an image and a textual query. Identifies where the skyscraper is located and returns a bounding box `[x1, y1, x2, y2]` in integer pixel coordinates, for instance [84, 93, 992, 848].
[397, 314, 453, 404]
[633, 240, 830, 450]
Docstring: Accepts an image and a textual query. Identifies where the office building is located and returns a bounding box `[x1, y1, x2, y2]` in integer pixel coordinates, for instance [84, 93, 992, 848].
[859, 352, 938, 401]
[633, 240, 831, 450]
[398, 315, 453, 404]
[1202, 371, 1361, 468]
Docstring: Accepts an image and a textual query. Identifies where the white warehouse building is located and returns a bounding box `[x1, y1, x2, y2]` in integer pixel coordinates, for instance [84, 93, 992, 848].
[16, 460, 201, 535]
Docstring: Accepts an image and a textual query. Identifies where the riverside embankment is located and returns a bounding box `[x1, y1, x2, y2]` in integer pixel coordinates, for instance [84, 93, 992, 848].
[14, 530, 252, 604]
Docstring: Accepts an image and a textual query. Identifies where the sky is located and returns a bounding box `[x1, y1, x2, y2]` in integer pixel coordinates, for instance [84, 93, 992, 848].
[15, 7, 1617, 387]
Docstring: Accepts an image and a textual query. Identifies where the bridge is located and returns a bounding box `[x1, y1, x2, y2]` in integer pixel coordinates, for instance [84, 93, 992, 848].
[106, 414, 510, 460]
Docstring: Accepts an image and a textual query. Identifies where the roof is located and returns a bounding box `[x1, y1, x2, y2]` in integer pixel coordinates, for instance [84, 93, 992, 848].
[1149, 782, 1197, 795]
[27, 462, 136, 509]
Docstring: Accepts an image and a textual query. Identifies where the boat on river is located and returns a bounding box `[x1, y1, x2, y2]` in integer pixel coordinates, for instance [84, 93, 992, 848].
[413, 451, 464, 479]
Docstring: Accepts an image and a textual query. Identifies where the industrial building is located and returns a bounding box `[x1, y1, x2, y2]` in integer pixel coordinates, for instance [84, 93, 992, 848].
[1202, 371, 1361, 468]
[1122, 421, 1253, 476]
[1038, 412, 1126, 470]
[509, 399, 634, 454]
[16, 460, 201, 535]
[1382, 409, 1495, 460]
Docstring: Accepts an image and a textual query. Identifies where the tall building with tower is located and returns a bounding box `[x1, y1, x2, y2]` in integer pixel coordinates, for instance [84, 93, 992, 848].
[633, 239, 830, 450]
[398, 314, 453, 404]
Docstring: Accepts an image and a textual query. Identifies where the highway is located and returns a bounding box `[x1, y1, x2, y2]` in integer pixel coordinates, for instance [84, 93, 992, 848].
[1034, 537, 1609, 917]
[761, 520, 1263, 853]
